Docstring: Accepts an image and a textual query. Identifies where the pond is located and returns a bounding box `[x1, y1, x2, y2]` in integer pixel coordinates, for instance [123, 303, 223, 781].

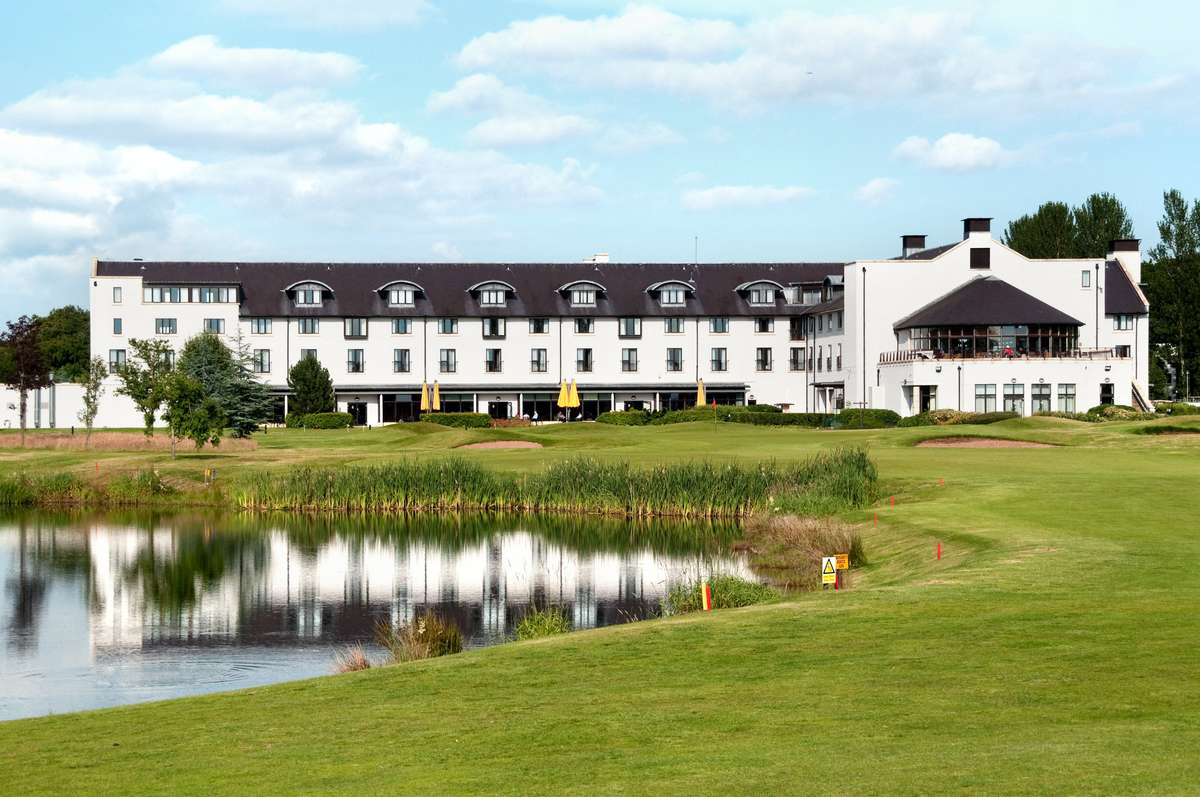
[0, 510, 749, 721]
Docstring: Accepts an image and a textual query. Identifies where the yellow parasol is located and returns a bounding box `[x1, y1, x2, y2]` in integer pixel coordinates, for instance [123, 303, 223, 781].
[556, 379, 569, 408]
[567, 379, 580, 408]
[695, 378, 706, 407]
[419, 382, 430, 412]
[431, 381, 441, 411]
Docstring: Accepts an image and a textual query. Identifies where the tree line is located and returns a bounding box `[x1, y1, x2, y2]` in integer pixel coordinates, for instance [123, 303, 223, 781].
[1002, 190, 1200, 398]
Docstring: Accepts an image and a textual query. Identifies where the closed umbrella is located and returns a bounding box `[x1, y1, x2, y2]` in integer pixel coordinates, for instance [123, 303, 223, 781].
[432, 381, 441, 411]
[695, 378, 706, 407]
[419, 382, 429, 412]
[556, 379, 569, 409]
[567, 379, 580, 408]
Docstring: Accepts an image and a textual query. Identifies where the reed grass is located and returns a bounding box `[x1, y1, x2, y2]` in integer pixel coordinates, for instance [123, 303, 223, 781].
[740, 515, 865, 591]
[0, 470, 178, 507]
[0, 431, 257, 451]
[663, 574, 778, 614]
[332, 644, 372, 674]
[234, 447, 876, 518]
[515, 607, 572, 640]
[374, 615, 464, 663]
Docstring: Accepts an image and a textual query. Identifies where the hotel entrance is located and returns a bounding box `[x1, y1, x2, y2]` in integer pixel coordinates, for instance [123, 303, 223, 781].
[487, 401, 510, 420]
[919, 385, 937, 413]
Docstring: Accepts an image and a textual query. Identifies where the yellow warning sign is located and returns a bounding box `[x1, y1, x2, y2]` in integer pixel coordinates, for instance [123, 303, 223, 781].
[835, 553, 849, 571]
[821, 556, 837, 585]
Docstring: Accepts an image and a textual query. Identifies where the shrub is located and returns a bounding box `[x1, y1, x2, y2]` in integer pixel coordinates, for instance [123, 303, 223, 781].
[423, 412, 491, 429]
[597, 409, 650, 426]
[1155, 402, 1200, 416]
[897, 413, 934, 427]
[1085, 404, 1150, 421]
[970, 411, 1021, 425]
[285, 412, 307, 428]
[515, 607, 572, 640]
[1139, 424, 1200, 435]
[835, 408, 901, 428]
[740, 404, 783, 413]
[723, 410, 829, 427]
[491, 418, 530, 428]
[1033, 411, 1095, 422]
[664, 574, 777, 615]
[106, 470, 175, 502]
[649, 408, 718, 425]
[302, 411, 354, 429]
[374, 614, 463, 663]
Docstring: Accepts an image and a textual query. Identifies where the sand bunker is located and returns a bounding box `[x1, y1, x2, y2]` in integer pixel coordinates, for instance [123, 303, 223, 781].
[917, 437, 1052, 449]
[458, 440, 544, 450]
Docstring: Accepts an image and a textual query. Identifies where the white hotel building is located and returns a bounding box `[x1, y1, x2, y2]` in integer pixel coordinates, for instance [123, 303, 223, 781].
[6, 217, 1151, 429]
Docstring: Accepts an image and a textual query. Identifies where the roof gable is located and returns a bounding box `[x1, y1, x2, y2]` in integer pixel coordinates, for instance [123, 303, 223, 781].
[1105, 260, 1148, 315]
[894, 276, 1083, 329]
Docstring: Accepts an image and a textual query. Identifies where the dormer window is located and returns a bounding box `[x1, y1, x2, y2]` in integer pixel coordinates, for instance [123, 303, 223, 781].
[469, 280, 515, 308]
[288, 281, 330, 307]
[749, 286, 775, 305]
[388, 287, 415, 306]
[659, 288, 685, 306]
[570, 288, 596, 306]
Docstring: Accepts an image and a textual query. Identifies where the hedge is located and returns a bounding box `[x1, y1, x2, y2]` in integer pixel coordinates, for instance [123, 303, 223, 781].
[302, 412, 354, 429]
[597, 409, 651, 426]
[898, 409, 1019, 427]
[1155, 402, 1200, 416]
[285, 413, 307, 428]
[423, 412, 492, 429]
[1085, 404, 1153, 421]
[649, 408, 718, 425]
[835, 408, 901, 428]
[724, 411, 829, 427]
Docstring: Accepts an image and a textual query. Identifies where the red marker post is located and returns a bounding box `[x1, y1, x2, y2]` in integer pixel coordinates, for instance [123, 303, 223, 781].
[701, 581, 713, 611]
[937, 542, 942, 560]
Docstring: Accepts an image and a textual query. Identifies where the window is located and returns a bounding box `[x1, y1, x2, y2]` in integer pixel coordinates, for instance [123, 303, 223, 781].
[1113, 314, 1133, 331]
[621, 348, 638, 372]
[1057, 383, 1076, 413]
[164, 350, 176, 368]
[789, 318, 804, 341]
[818, 315, 824, 332]
[664, 317, 684, 334]
[251, 318, 272, 334]
[393, 349, 410, 373]
[530, 348, 548, 372]
[344, 318, 367, 338]
[711, 348, 728, 371]
[666, 348, 683, 371]
[484, 348, 503, 373]
[619, 317, 641, 338]
[346, 349, 364, 373]
[816, 346, 823, 372]
[576, 348, 593, 372]
[1032, 384, 1051, 413]
[1003, 383, 1025, 414]
[836, 343, 842, 371]
[113, 318, 122, 335]
[1081, 270, 1091, 288]
[575, 318, 594, 334]
[438, 318, 458, 334]
[975, 384, 997, 413]
[748, 286, 774, 305]
[970, 248, 991, 269]
[294, 286, 323, 306]
[529, 318, 550, 334]
[392, 318, 411, 335]
[300, 348, 317, 361]
[756, 348, 772, 371]
[1115, 345, 1131, 358]
[836, 311, 843, 329]
[710, 317, 729, 334]
[108, 349, 126, 369]
[482, 318, 506, 339]
[570, 288, 596, 306]
[439, 349, 456, 373]
[802, 287, 821, 305]
[297, 318, 319, 335]
[143, 286, 237, 304]
[479, 287, 507, 306]
[204, 318, 225, 334]
[659, 287, 685, 306]
[388, 287, 415, 306]
[754, 318, 774, 334]
[790, 347, 803, 371]
[112, 286, 122, 303]
[252, 349, 270, 374]
[155, 318, 177, 335]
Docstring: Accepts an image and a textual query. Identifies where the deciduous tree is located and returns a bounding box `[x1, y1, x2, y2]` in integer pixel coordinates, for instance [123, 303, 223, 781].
[77, 356, 107, 445]
[161, 373, 225, 457]
[37, 305, 90, 383]
[1002, 201, 1077, 259]
[0, 316, 51, 446]
[114, 338, 175, 436]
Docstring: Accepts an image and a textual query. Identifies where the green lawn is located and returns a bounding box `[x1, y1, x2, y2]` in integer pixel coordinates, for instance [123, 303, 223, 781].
[1, 417, 1198, 794]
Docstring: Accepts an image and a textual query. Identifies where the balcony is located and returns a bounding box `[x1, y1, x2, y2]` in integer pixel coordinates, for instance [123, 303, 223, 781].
[879, 347, 1128, 366]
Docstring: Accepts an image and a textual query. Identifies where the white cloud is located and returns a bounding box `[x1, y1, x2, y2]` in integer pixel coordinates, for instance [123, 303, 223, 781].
[893, 133, 1015, 172]
[595, 122, 685, 153]
[148, 35, 362, 90]
[432, 241, 463, 260]
[221, 0, 430, 31]
[682, 184, 812, 211]
[467, 113, 596, 148]
[854, 177, 898, 204]
[454, 6, 1170, 111]
[427, 73, 540, 115]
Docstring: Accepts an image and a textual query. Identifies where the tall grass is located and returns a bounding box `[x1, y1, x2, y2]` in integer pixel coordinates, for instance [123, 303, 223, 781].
[0, 470, 178, 507]
[741, 515, 866, 591]
[234, 448, 877, 518]
[374, 615, 464, 662]
[663, 574, 778, 615]
[0, 431, 256, 451]
[515, 607, 572, 640]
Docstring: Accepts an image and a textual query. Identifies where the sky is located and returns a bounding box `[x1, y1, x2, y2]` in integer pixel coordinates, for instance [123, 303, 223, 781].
[2, 0, 1198, 321]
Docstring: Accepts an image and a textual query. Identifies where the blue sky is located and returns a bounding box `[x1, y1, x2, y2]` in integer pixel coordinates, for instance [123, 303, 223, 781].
[2, 0, 1198, 320]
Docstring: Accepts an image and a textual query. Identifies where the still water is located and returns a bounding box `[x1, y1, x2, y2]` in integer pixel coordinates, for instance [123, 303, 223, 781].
[0, 510, 747, 720]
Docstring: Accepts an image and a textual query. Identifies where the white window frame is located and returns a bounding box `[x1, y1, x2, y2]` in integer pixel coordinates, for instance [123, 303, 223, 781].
[658, 288, 685, 306]
[570, 288, 596, 307]
[388, 287, 415, 307]
[297, 318, 319, 335]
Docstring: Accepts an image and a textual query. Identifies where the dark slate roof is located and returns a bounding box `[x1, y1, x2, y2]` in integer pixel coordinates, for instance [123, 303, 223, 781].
[1105, 260, 1148, 314]
[893, 276, 1083, 329]
[801, 295, 844, 316]
[95, 261, 844, 318]
[893, 242, 959, 260]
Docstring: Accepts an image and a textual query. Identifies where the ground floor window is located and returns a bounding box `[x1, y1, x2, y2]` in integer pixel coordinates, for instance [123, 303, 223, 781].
[578, 392, 613, 420]
[661, 392, 697, 412]
[1003, 383, 1024, 414]
[271, 395, 288, 423]
[1057, 383, 1076, 413]
[382, 393, 421, 422]
[1032, 384, 1051, 413]
[521, 392, 558, 422]
[975, 383, 996, 413]
[438, 392, 474, 413]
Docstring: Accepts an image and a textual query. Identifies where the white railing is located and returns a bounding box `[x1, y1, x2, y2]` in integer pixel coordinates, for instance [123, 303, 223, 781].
[879, 348, 1126, 365]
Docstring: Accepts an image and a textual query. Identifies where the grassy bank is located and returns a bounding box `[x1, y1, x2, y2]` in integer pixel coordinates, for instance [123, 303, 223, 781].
[0, 418, 1198, 794]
